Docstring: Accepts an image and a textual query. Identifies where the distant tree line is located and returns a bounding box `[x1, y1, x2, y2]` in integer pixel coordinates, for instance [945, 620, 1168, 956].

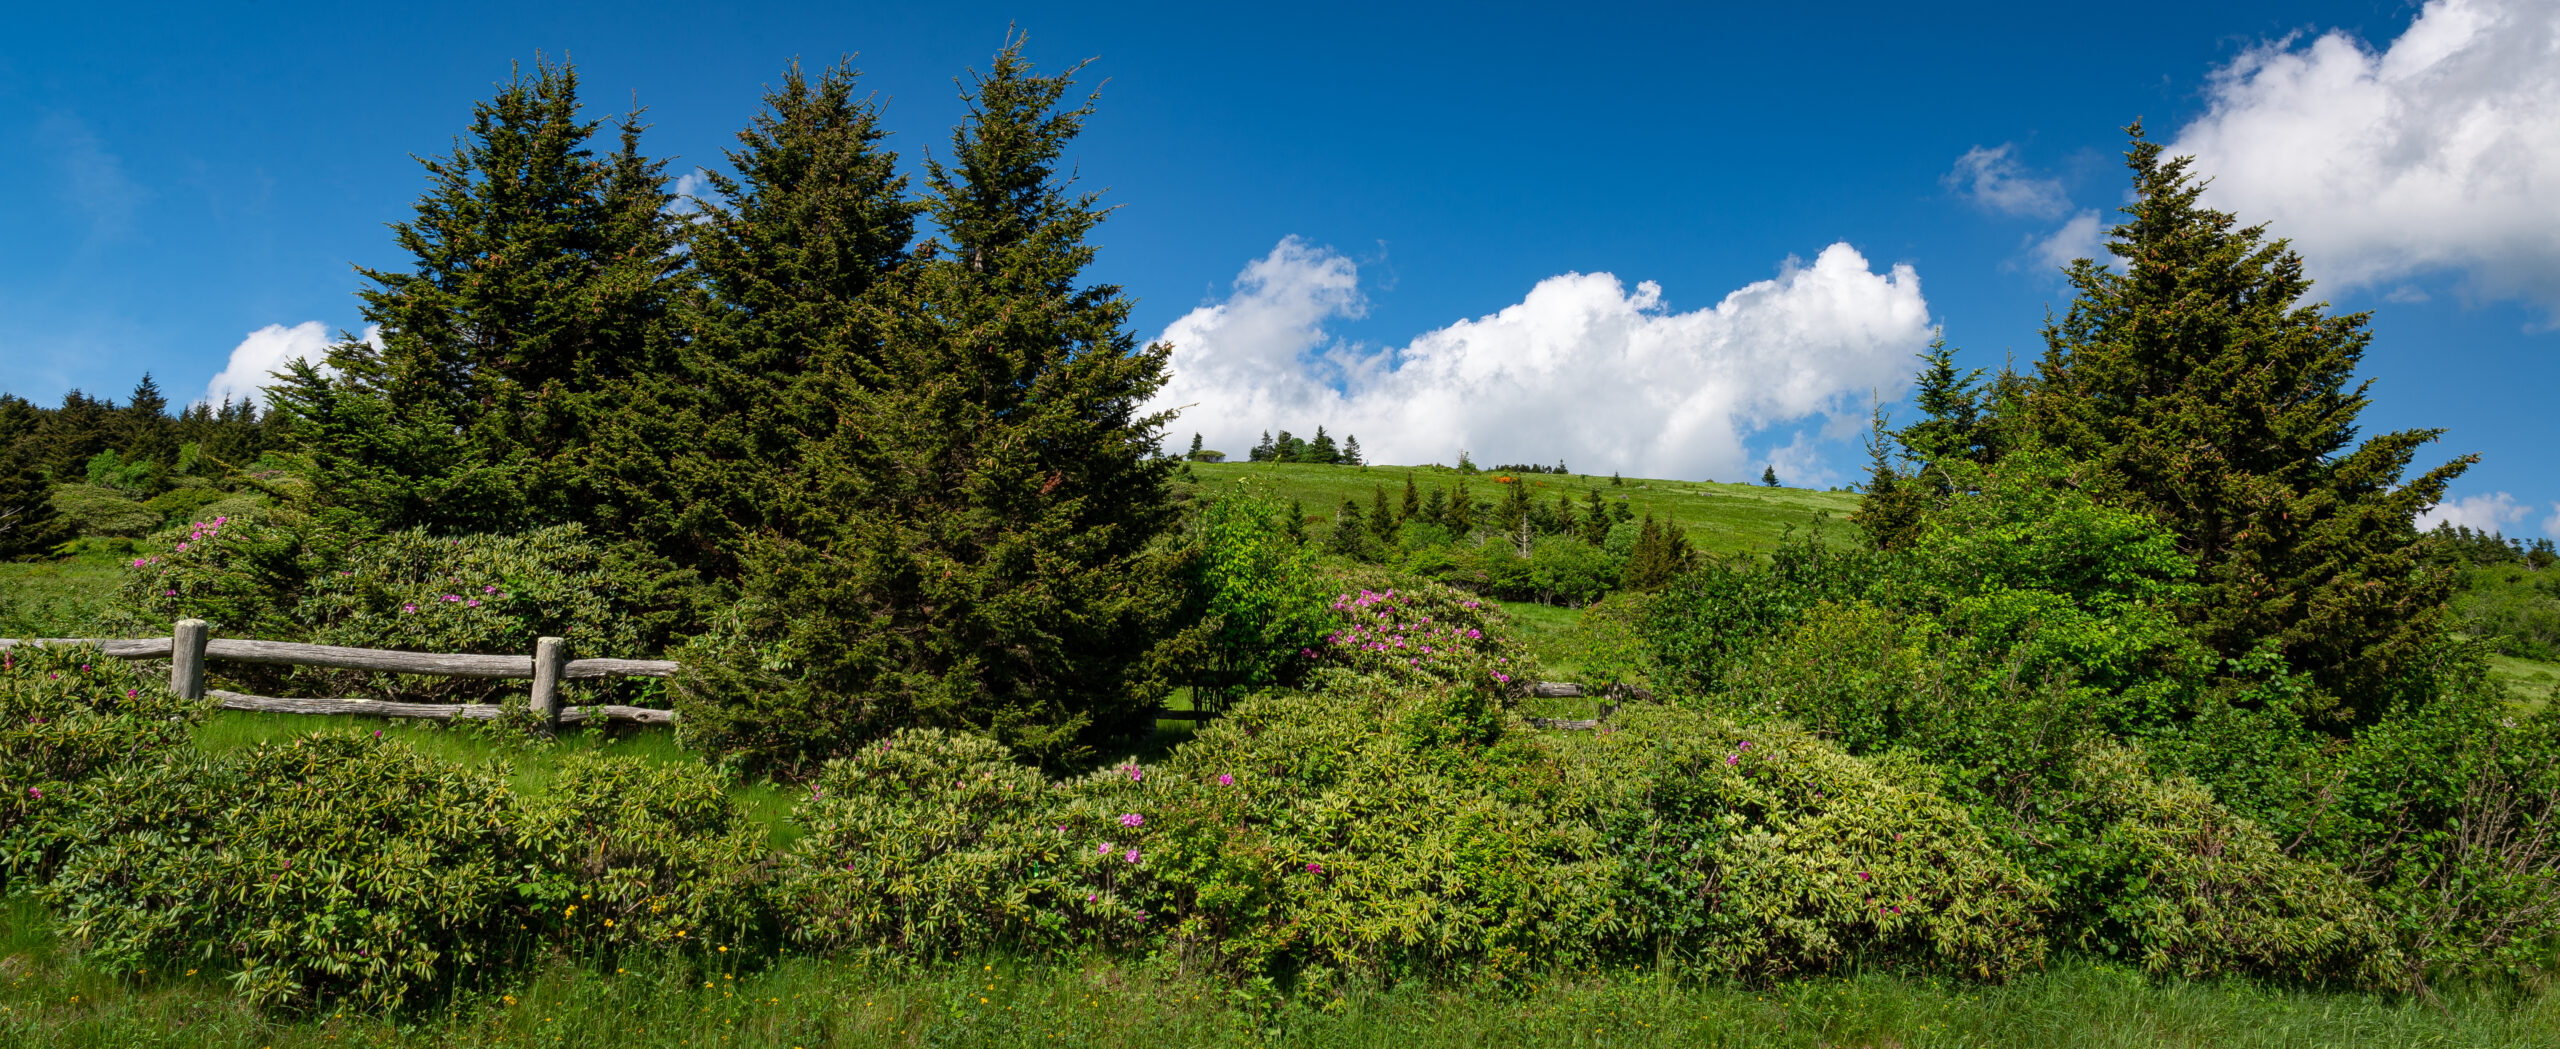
[1247, 427, 1362, 465]
[0, 376, 284, 558]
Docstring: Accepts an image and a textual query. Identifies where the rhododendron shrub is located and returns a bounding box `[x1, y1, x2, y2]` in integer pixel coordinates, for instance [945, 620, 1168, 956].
[1307, 572, 1542, 692]
[103, 516, 682, 704]
[774, 672, 2050, 986]
[0, 642, 207, 886]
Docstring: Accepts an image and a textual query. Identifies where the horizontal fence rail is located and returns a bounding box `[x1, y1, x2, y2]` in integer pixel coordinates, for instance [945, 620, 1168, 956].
[8, 626, 1635, 733]
[3, 621, 676, 729]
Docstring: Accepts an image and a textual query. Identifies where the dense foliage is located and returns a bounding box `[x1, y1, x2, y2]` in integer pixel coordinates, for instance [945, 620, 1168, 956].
[98, 513, 684, 704]
[0, 643, 208, 886]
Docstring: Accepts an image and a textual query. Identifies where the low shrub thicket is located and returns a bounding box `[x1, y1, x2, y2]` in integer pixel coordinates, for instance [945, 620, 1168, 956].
[771, 662, 2049, 987]
[36, 734, 774, 1013]
[512, 752, 772, 952]
[0, 642, 208, 886]
[102, 515, 687, 704]
[44, 733, 521, 1011]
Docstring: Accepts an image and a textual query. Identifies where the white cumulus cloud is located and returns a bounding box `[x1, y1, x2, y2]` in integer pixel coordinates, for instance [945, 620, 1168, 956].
[1148, 237, 1933, 481]
[1946, 144, 2071, 219]
[2417, 490, 2533, 533]
[203, 321, 343, 409]
[2166, 0, 2560, 312]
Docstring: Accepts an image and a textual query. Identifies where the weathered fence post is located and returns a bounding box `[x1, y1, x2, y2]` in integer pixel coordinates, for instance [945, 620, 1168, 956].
[529, 636, 567, 731]
[171, 619, 209, 701]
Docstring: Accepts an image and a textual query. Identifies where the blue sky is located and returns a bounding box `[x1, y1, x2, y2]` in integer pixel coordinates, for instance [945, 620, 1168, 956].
[6, 0, 2555, 534]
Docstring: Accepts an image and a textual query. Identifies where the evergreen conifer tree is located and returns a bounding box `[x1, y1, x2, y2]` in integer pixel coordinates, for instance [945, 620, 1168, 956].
[1761, 465, 1779, 487]
[1249, 430, 1275, 462]
[1186, 433, 1204, 460]
[1581, 488, 1610, 544]
[678, 39, 1187, 769]
[1341, 434, 1363, 466]
[276, 57, 688, 537]
[1369, 484, 1396, 546]
[0, 461, 64, 560]
[611, 58, 920, 575]
[1306, 425, 1337, 464]
[1327, 497, 1368, 559]
[1400, 473, 1420, 521]
[2015, 123, 2471, 719]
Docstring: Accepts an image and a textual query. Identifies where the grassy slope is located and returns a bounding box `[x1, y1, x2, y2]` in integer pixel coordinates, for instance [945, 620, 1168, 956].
[0, 553, 121, 639]
[1185, 461, 1862, 556]
[2488, 653, 2559, 714]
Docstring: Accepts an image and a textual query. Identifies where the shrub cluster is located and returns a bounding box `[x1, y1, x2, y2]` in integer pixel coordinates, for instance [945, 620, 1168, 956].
[0, 643, 208, 886]
[768, 666, 2049, 988]
[101, 514, 686, 704]
[36, 732, 769, 1012]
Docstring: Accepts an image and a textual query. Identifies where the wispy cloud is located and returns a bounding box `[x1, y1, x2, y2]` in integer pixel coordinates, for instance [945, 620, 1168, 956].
[38, 113, 150, 239]
[2029, 210, 2106, 274]
[2417, 490, 2532, 533]
[1146, 237, 1933, 481]
[1945, 144, 2070, 219]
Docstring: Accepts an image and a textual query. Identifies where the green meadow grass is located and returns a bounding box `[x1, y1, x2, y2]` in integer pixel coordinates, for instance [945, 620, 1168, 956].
[0, 553, 121, 639]
[1185, 461, 1861, 557]
[1, 892, 2551, 1049]
[2487, 653, 2560, 713]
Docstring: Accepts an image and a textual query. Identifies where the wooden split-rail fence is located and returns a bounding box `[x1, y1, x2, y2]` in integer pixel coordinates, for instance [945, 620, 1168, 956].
[4, 619, 1650, 733]
[0, 619, 680, 729]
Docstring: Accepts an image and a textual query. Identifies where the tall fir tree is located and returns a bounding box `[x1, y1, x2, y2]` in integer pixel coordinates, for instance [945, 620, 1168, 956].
[1306, 425, 1337, 464]
[274, 57, 687, 538]
[679, 38, 1188, 769]
[600, 58, 917, 576]
[1368, 484, 1396, 546]
[1341, 434, 1363, 466]
[2017, 123, 2470, 720]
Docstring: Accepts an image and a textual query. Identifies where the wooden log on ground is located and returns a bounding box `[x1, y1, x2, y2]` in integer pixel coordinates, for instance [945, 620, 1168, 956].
[1527, 681, 1656, 703]
[557, 704, 679, 726]
[562, 657, 683, 679]
[0, 638, 176, 658]
[204, 639, 534, 678]
[211, 689, 506, 720]
[1523, 716, 1606, 731]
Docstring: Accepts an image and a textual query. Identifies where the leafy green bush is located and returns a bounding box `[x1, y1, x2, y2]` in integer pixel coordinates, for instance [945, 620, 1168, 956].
[104, 516, 686, 704]
[0, 643, 207, 886]
[775, 728, 1138, 957]
[512, 752, 772, 952]
[1308, 571, 1541, 691]
[45, 484, 160, 539]
[1182, 493, 1333, 710]
[2062, 743, 2402, 988]
[45, 733, 519, 1011]
[1564, 705, 2050, 980]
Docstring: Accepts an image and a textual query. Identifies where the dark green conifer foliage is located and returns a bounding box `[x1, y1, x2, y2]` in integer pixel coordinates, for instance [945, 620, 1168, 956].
[1622, 513, 1696, 591]
[2020, 124, 2470, 720]
[1580, 488, 1610, 544]
[279, 57, 687, 537]
[1761, 465, 1780, 488]
[1327, 498, 1368, 559]
[1341, 434, 1363, 466]
[0, 461, 64, 559]
[1306, 426, 1337, 464]
[1400, 473, 1420, 521]
[1368, 485, 1396, 546]
[682, 39, 1187, 769]
[610, 58, 918, 575]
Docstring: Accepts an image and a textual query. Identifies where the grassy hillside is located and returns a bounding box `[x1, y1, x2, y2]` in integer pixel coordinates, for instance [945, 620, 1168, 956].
[0, 547, 124, 638]
[1184, 461, 1861, 556]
